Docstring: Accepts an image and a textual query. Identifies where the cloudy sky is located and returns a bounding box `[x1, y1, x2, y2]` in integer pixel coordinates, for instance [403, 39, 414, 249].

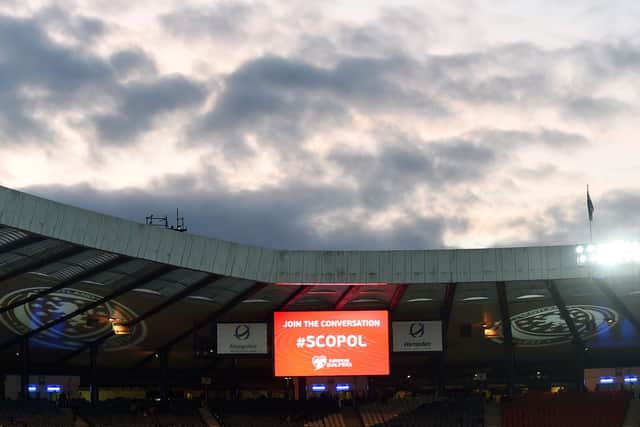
[1, 0, 640, 250]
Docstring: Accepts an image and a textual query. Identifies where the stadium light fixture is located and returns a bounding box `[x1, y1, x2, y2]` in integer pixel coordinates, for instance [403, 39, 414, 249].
[516, 294, 545, 300]
[576, 241, 640, 266]
[407, 297, 433, 302]
[483, 328, 498, 338]
[112, 323, 131, 335]
[462, 296, 488, 301]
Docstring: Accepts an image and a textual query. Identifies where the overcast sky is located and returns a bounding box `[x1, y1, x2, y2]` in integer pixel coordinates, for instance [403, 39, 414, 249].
[1, 0, 639, 250]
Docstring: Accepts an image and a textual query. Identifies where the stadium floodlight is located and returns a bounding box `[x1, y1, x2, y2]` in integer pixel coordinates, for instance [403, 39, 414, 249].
[576, 241, 640, 266]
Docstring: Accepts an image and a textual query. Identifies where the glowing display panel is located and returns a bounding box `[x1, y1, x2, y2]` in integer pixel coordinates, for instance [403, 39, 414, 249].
[274, 310, 389, 377]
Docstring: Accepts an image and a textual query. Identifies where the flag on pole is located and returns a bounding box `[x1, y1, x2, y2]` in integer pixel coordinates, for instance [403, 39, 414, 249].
[587, 187, 594, 221]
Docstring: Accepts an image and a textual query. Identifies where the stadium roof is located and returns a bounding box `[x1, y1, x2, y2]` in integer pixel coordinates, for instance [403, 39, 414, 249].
[0, 185, 639, 380]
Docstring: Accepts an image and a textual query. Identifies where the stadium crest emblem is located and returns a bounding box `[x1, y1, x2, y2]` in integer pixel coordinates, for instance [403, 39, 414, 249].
[234, 324, 251, 340]
[312, 355, 328, 370]
[0, 287, 147, 351]
[489, 305, 617, 347]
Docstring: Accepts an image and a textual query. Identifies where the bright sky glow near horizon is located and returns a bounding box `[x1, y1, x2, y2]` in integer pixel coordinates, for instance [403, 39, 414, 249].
[1, 0, 640, 250]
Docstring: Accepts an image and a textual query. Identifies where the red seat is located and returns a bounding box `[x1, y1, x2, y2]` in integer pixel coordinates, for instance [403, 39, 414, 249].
[501, 391, 631, 427]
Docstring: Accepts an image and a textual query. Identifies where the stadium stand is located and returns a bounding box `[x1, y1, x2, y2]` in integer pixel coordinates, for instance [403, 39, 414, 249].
[76, 398, 205, 427]
[359, 396, 431, 427]
[365, 397, 485, 427]
[210, 399, 346, 427]
[502, 391, 631, 427]
[0, 400, 73, 427]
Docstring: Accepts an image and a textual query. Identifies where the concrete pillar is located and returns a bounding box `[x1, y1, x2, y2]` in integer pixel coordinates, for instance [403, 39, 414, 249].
[20, 338, 29, 400]
[160, 350, 169, 401]
[89, 344, 99, 404]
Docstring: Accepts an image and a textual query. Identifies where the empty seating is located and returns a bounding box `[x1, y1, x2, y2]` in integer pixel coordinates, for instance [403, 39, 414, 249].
[0, 400, 73, 427]
[360, 396, 431, 427]
[77, 398, 205, 427]
[360, 396, 483, 427]
[210, 399, 344, 427]
[502, 391, 632, 427]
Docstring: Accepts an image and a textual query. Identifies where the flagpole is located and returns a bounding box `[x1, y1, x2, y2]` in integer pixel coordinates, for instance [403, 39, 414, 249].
[587, 185, 592, 244]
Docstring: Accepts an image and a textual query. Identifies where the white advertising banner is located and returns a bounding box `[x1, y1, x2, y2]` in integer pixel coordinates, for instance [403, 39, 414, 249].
[217, 323, 268, 354]
[392, 321, 443, 352]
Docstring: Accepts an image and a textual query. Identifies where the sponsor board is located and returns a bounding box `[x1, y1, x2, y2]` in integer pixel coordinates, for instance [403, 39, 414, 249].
[217, 323, 268, 354]
[392, 321, 443, 352]
[274, 310, 389, 376]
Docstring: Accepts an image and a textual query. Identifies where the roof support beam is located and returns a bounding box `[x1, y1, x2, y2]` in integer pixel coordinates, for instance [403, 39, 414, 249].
[437, 282, 456, 396]
[89, 344, 99, 405]
[55, 274, 222, 363]
[546, 280, 586, 350]
[20, 337, 30, 400]
[440, 283, 456, 345]
[335, 286, 359, 310]
[0, 255, 130, 315]
[278, 286, 314, 311]
[593, 278, 640, 334]
[496, 281, 516, 397]
[133, 281, 268, 369]
[546, 279, 586, 391]
[0, 244, 85, 284]
[0, 265, 175, 351]
[389, 284, 408, 312]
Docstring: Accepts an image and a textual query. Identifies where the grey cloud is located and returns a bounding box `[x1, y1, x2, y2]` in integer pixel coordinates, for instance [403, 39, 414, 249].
[0, 12, 206, 146]
[23, 180, 450, 250]
[36, 5, 106, 43]
[326, 125, 585, 209]
[498, 189, 640, 247]
[110, 47, 158, 79]
[160, 3, 253, 39]
[468, 128, 588, 149]
[328, 129, 497, 207]
[422, 42, 639, 119]
[513, 163, 559, 180]
[563, 96, 629, 120]
[91, 75, 207, 143]
[0, 13, 114, 142]
[573, 41, 640, 77]
[191, 55, 447, 156]
[20, 180, 640, 251]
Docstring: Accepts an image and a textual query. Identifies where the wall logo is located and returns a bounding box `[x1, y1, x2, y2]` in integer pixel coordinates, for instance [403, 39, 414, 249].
[312, 355, 328, 370]
[0, 287, 147, 351]
[234, 324, 250, 341]
[489, 305, 618, 347]
[409, 322, 425, 338]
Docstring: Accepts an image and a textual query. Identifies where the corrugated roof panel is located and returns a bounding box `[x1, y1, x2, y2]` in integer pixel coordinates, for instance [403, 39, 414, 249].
[40, 251, 120, 281]
[0, 228, 28, 247]
[15, 239, 65, 257]
[0, 252, 25, 267]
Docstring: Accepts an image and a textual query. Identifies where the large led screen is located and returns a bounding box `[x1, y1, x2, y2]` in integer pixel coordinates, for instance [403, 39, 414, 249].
[274, 310, 389, 377]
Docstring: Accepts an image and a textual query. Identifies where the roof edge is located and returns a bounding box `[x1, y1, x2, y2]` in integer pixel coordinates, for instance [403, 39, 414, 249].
[0, 185, 599, 283]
